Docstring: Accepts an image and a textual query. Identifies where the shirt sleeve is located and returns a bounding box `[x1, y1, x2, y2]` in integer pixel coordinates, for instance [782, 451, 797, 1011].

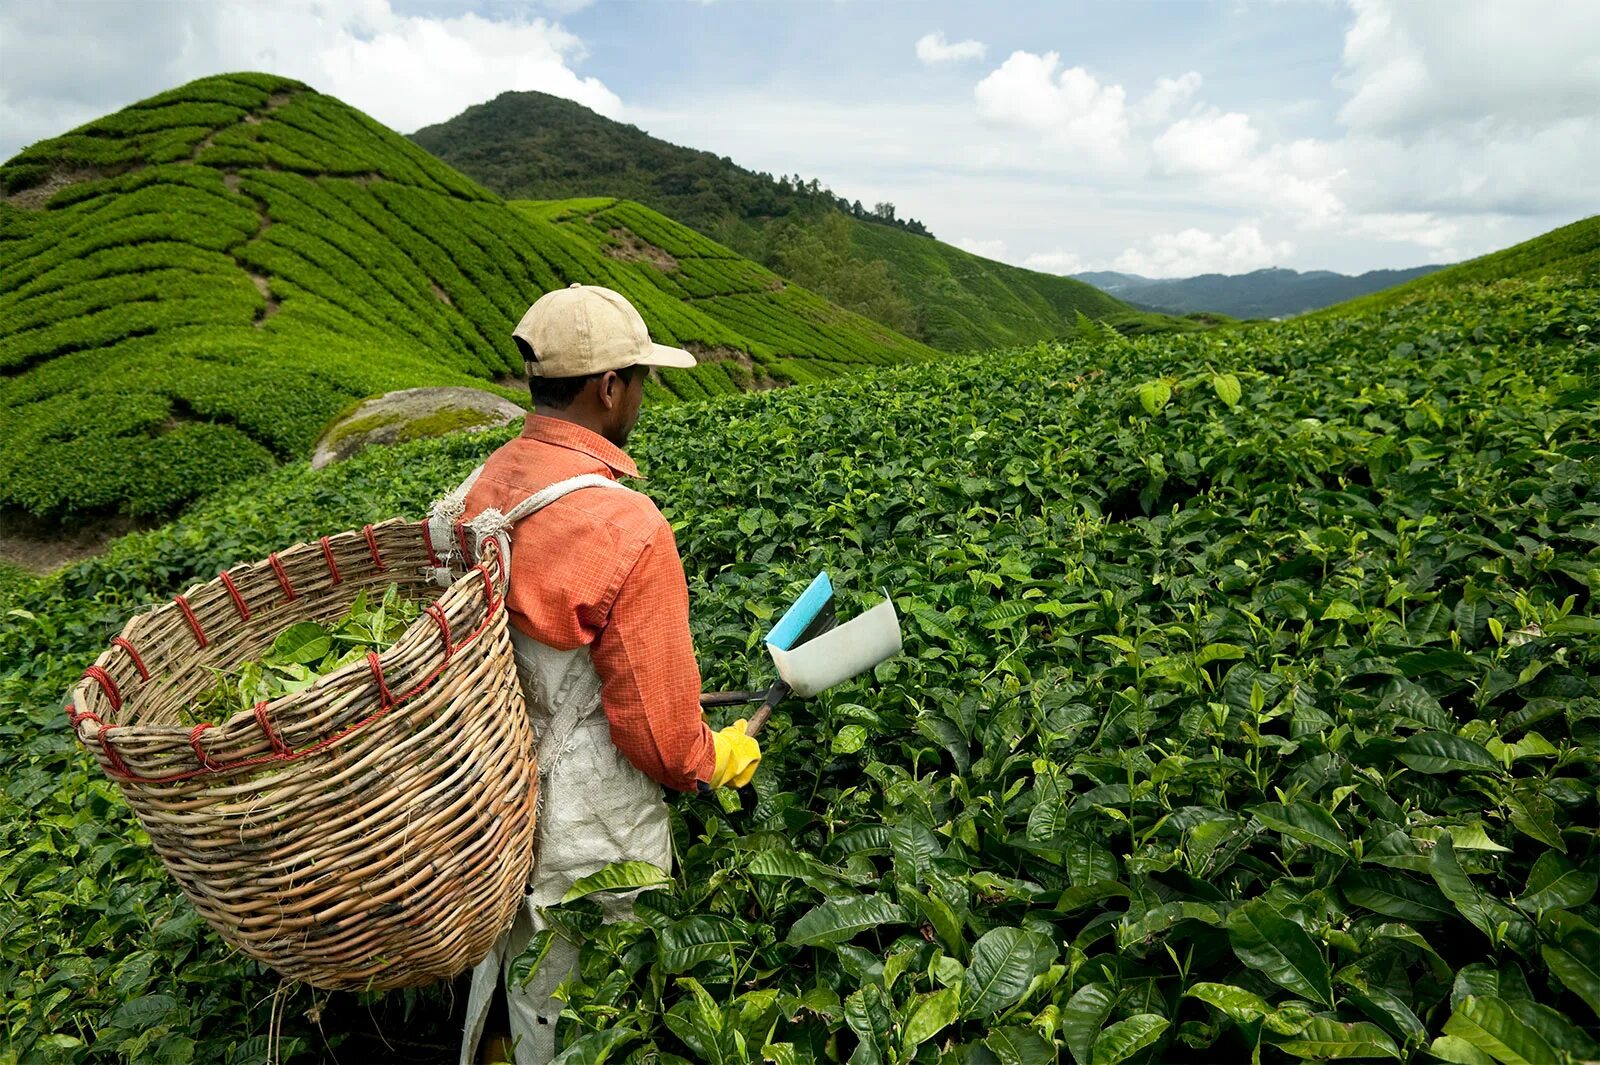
[589, 518, 717, 791]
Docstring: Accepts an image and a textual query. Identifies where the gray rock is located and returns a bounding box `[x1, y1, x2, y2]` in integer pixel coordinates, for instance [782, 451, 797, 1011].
[313, 387, 526, 469]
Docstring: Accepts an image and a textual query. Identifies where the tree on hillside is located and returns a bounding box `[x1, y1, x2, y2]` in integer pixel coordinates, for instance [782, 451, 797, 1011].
[763, 212, 920, 338]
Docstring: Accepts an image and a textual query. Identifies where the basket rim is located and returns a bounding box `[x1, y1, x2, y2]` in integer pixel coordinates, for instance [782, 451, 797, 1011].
[68, 521, 510, 784]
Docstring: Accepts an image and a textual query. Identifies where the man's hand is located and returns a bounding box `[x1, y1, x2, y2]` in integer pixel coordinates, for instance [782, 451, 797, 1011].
[709, 721, 761, 788]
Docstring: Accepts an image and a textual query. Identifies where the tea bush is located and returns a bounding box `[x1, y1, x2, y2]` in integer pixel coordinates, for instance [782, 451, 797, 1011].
[2, 274, 1596, 1062]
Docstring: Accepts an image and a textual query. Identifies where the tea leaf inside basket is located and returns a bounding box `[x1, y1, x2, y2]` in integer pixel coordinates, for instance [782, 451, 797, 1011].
[184, 583, 423, 724]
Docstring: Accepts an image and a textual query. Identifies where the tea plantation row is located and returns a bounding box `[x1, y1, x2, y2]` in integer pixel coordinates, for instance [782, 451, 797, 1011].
[0, 73, 935, 522]
[2, 273, 1596, 1062]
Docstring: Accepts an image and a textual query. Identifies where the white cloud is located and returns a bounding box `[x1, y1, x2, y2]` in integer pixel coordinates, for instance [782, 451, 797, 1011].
[1023, 250, 1087, 275]
[1152, 109, 1258, 175]
[974, 51, 1130, 164]
[1131, 71, 1202, 126]
[1338, 0, 1600, 134]
[955, 237, 1008, 260]
[0, 0, 620, 160]
[916, 32, 985, 65]
[1112, 223, 1292, 278]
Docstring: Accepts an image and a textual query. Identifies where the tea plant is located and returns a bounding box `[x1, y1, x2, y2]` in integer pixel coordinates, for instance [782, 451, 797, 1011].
[0, 273, 1596, 1062]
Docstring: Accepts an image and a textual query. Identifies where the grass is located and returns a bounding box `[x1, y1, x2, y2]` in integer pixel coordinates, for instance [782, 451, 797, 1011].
[0, 73, 936, 526]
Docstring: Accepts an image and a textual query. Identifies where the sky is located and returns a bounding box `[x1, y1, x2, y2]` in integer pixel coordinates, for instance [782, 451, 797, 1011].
[2, 0, 1596, 278]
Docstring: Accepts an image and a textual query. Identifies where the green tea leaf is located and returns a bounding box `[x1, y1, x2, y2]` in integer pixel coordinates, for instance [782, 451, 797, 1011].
[786, 894, 905, 948]
[986, 1026, 1057, 1065]
[1251, 801, 1352, 858]
[660, 915, 744, 973]
[561, 861, 671, 903]
[960, 926, 1057, 1019]
[1276, 1017, 1401, 1060]
[1342, 869, 1453, 922]
[1091, 1014, 1167, 1065]
[269, 621, 332, 665]
[1542, 930, 1600, 1020]
[1397, 732, 1498, 775]
[1185, 982, 1271, 1022]
[832, 724, 867, 754]
[1062, 982, 1117, 1065]
[899, 988, 958, 1051]
[1518, 852, 1595, 913]
[1137, 379, 1172, 415]
[1226, 899, 1333, 1007]
[1442, 996, 1556, 1065]
[1427, 1036, 1498, 1065]
[1212, 373, 1242, 408]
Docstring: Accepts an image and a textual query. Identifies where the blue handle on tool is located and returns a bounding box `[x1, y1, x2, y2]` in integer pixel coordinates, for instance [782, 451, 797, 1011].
[765, 572, 832, 651]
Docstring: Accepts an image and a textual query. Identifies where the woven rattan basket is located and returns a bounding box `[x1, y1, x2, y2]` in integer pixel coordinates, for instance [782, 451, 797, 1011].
[65, 517, 535, 990]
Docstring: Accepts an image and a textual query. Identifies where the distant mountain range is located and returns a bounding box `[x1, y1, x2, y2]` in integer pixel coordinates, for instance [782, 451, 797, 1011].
[410, 92, 1195, 351]
[1073, 265, 1446, 319]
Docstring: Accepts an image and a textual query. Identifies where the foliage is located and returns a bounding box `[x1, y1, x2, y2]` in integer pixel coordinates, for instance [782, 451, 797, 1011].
[0, 74, 935, 525]
[2, 272, 1597, 1061]
[188, 584, 421, 724]
[764, 213, 919, 337]
[407, 89, 1174, 351]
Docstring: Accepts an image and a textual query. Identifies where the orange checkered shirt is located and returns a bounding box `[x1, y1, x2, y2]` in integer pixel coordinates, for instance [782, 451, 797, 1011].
[462, 414, 716, 792]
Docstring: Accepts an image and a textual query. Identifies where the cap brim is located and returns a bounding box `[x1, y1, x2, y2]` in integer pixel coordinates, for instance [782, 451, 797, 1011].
[634, 343, 697, 369]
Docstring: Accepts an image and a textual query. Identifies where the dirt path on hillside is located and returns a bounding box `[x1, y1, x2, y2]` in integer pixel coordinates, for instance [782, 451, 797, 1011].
[0, 511, 155, 577]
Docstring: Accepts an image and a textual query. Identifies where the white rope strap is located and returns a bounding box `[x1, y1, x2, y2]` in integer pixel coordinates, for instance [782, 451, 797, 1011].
[430, 464, 485, 526]
[464, 474, 626, 544]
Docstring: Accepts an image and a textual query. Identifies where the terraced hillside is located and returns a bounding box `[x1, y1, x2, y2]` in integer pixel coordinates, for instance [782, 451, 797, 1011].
[1323, 214, 1600, 317]
[0, 73, 935, 524]
[411, 89, 1143, 350]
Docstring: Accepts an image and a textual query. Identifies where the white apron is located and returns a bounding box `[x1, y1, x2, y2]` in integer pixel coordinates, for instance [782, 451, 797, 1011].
[436, 472, 672, 1065]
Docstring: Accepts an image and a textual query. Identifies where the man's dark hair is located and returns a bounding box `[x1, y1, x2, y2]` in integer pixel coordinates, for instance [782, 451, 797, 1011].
[524, 354, 645, 409]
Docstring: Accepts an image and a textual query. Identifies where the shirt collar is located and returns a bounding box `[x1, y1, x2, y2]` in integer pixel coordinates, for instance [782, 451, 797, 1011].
[520, 414, 640, 479]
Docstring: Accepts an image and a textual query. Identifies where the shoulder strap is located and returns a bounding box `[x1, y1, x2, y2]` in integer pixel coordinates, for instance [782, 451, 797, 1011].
[424, 467, 631, 586]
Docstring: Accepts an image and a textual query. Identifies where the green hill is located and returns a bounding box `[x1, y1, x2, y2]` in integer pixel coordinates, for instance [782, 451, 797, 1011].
[410, 90, 1141, 350]
[0, 73, 935, 525]
[1323, 213, 1600, 316]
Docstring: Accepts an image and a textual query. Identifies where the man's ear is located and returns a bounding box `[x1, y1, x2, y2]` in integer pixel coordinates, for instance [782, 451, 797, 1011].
[597, 369, 623, 410]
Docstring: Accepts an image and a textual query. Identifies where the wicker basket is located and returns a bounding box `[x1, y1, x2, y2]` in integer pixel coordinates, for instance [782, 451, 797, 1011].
[65, 517, 536, 990]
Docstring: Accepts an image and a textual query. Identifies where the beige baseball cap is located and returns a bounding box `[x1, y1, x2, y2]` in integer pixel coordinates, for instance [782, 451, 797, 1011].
[512, 283, 697, 377]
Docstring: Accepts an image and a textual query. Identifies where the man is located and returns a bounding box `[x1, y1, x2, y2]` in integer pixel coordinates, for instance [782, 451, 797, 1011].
[457, 284, 761, 1064]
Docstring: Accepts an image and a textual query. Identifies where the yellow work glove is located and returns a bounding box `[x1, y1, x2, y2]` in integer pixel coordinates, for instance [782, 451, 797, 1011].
[709, 720, 761, 788]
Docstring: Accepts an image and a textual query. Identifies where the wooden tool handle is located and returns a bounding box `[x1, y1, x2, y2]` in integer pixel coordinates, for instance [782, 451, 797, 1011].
[745, 681, 791, 737]
[699, 690, 766, 708]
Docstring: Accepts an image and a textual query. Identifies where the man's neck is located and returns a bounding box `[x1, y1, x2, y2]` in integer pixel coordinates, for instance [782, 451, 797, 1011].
[533, 405, 615, 446]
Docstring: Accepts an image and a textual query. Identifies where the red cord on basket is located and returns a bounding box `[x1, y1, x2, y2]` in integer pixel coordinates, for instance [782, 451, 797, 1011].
[189, 723, 221, 771]
[269, 552, 297, 601]
[110, 637, 150, 681]
[219, 570, 250, 621]
[363, 524, 385, 571]
[420, 519, 441, 568]
[367, 651, 394, 709]
[174, 595, 208, 647]
[253, 701, 289, 755]
[82, 665, 122, 711]
[320, 537, 342, 584]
